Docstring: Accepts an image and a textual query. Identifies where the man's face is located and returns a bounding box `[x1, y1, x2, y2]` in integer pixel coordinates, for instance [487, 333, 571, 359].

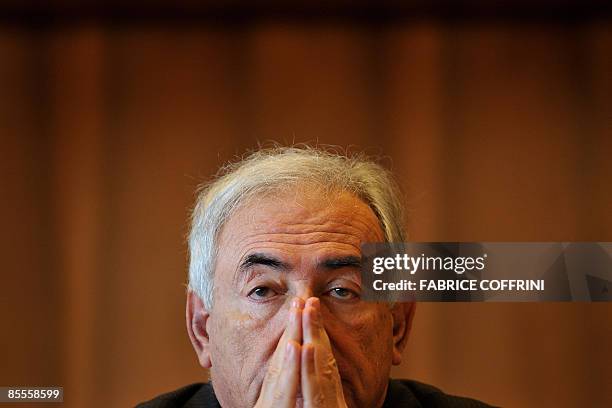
[197, 188, 407, 408]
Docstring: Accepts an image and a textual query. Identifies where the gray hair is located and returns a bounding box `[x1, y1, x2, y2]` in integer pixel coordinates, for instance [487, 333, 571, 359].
[188, 146, 406, 307]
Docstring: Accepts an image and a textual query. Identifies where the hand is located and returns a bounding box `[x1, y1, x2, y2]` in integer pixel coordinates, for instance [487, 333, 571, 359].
[254, 299, 303, 408]
[301, 297, 348, 408]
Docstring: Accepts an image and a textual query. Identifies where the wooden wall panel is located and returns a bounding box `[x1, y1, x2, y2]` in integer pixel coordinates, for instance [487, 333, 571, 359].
[47, 27, 107, 408]
[0, 30, 62, 391]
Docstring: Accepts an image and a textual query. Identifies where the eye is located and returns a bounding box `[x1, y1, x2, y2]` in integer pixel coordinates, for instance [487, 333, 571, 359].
[247, 286, 276, 300]
[328, 287, 358, 300]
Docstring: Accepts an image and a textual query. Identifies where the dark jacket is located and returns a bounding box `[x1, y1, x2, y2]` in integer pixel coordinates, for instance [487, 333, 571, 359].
[136, 379, 495, 407]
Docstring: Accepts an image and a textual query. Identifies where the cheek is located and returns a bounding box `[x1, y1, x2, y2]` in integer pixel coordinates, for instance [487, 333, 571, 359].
[325, 305, 393, 366]
[327, 304, 391, 342]
[209, 300, 289, 365]
[207, 301, 290, 405]
[323, 305, 393, 405]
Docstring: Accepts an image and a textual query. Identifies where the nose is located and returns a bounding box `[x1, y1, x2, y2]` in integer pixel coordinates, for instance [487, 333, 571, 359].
[292, 284, 315, 304]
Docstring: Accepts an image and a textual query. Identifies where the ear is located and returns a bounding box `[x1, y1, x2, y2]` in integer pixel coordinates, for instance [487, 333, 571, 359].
[186, 290, 212, 368]
[390, 302, 416, 366]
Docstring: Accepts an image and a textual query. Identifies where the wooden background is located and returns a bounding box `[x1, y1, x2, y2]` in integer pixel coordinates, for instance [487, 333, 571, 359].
[1, 2, 611, 407]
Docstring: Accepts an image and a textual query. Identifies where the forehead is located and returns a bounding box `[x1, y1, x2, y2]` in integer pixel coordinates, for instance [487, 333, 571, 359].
[217, 187, 385, 256]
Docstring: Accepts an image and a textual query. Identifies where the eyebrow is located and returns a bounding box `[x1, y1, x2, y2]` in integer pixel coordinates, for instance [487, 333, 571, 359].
[239, 253, 289, 272]
[238, 253, 362, 272]
[321, 256, 362, 269]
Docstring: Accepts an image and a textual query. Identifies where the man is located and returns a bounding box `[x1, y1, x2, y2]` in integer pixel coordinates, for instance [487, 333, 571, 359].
[139, 147, 492, 407]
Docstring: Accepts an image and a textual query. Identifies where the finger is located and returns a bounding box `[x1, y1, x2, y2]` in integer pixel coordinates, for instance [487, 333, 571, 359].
[302, 298, 347, 407]
[301, 343, 322, 407]
[274, 340, 301, 406]
[303, 297, 322, 345]
[286, 298, 303, 344]
[281, 298, 303, 346]
[269, 300, 303, 368]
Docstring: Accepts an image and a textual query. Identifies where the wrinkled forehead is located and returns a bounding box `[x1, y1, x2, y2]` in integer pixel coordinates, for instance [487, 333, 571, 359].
[220, 185, 386, 246]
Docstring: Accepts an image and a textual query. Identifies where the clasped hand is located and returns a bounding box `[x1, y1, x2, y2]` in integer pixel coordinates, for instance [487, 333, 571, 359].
[254, 297, 348, 408]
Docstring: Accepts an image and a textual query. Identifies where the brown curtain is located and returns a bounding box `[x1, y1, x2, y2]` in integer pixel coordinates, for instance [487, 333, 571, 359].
[1, 5, 611, 407]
